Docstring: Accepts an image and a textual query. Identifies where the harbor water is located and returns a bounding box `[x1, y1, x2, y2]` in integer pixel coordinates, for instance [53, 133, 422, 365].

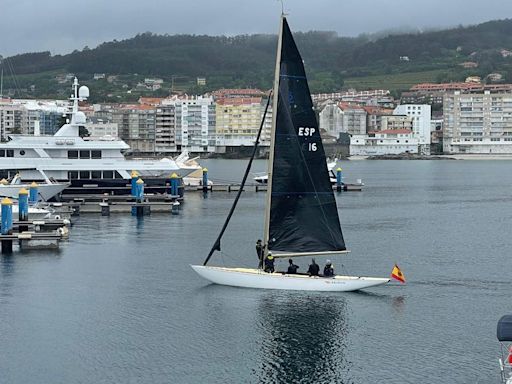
[1, 159, 511, 383]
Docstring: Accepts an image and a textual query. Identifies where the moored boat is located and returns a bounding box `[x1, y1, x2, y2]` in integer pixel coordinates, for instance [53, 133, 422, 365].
[0, 78, 193, 196]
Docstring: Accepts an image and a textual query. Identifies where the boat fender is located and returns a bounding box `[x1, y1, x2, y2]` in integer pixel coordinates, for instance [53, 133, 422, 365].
[63, 219, 71, 226]
[508, 346, 512, 364]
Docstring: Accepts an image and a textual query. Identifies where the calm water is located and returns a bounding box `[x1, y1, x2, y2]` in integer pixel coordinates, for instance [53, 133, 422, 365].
[1, 159, 511, 383]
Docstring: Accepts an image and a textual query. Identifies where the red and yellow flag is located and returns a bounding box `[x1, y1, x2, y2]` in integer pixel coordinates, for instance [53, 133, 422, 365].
[391, 264, 405, 283]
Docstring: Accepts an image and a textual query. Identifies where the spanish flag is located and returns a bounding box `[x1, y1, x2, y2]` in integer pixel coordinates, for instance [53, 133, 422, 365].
[391, 264, 405, 283]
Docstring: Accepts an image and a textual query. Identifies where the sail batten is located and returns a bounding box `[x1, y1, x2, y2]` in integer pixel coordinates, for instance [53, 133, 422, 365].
[266, 17, 346, 254]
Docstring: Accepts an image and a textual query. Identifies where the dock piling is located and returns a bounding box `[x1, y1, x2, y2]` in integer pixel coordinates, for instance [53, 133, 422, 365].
[29, 182, 39, 203]
[18, 188, 29, 232]
[1, 198, 13, 253]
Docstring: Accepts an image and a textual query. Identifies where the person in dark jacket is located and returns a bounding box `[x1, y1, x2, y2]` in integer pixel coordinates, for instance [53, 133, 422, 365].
[323, 260, 334, 277]
[264, 253, 275, 273]
[256, 239, 263, 268]
[307, 258, 320, 276]
[287, 259, 299, 274]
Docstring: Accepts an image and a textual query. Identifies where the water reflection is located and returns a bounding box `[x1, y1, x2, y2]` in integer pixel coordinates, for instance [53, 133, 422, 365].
[256, 293, 351, 384]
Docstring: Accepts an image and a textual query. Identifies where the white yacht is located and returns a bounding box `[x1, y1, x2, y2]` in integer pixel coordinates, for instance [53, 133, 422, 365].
[0, 78, 192, 195]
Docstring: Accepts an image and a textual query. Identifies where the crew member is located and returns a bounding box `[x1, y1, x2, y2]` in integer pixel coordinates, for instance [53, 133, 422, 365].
[287, 259, 299, 274]
[264, 252, 275, 273]
[308, 258, 320, 276]
[323, 260, 334, 277]
[256, 239, 263, 268]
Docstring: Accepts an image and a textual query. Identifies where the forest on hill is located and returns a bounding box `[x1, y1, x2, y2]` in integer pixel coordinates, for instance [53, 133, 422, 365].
[3, 18, 512, 101]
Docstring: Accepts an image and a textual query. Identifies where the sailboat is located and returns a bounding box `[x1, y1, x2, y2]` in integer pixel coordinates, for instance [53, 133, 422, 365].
[191, 15, 390, 291]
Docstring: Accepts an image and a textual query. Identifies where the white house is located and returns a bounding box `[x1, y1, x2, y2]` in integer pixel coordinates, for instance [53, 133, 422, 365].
[393, 104, 431, 154]
[350, 129, 419, 156]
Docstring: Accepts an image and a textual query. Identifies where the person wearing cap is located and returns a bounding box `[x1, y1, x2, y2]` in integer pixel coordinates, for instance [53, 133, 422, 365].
[287, 258, 299, 274]
[323, 260, 334, 277]
[256, 239, 263, 268]
[264, 252, 275, 273]
[307, 258, 320, 276]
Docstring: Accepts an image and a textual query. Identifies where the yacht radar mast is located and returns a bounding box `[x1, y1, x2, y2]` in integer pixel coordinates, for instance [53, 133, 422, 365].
[55, 77, 88, 137]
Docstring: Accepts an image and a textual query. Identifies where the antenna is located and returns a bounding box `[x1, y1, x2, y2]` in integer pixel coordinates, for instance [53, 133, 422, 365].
[277, 0, 285, 15]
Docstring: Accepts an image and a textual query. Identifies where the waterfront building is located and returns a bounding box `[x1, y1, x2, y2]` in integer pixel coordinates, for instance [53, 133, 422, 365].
[162, 96, 216, 153]
[84, 117, 118, 139]
[212, 88, 266, 99]
[339, 103, 367, 135]
[363, 106, 394, 132]
[155, 104, 177, 153]
[312, 89, 392, 104]
[443, 91, 512, 154]
[319, 104, 344, 137]
[350, 129, 419, 156]
[0, 104, 25, 139]
[380, 115, 414, 131]
[393, 104, 431, 154]
[112, 105, 156, 153]
[215, 97, 263, 147]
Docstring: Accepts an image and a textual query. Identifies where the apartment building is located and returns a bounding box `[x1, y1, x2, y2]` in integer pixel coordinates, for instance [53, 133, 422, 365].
[162, 96, 216, 153]
[215, 97, 263, 147]
[112, 105, 156, 153]
[393, 104, 431, 154]
[339, 103, 367, 135]
[319, 104, 343, 137]
[155, 105, 177, 153]
[443, 91, 512, 154]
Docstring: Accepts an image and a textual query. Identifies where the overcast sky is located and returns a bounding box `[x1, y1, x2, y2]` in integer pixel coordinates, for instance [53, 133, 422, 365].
[2, 0, 512, 57]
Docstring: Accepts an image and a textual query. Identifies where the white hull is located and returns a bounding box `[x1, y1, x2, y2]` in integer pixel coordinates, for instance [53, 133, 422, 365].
[191, 265, 390, 292]
[0, 183, 68, 201]
[12, 205, 50, 220]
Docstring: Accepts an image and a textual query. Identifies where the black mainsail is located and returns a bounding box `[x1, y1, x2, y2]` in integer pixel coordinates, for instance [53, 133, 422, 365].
[263, 17, 346, 255]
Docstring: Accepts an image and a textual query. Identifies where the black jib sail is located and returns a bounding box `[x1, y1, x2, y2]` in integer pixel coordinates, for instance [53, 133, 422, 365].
[266, 18, 345, 253]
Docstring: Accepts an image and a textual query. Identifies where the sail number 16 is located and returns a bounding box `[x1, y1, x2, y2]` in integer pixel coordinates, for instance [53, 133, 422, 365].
[298, 127, 317, 151]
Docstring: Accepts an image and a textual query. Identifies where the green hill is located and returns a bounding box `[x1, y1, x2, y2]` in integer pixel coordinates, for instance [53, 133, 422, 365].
[3, 19, 512, 101]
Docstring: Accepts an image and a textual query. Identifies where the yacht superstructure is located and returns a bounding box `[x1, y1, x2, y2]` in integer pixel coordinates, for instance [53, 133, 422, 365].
[0, 78, 192, 195]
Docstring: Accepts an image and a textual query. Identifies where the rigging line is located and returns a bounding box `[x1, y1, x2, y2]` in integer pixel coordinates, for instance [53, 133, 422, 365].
[282, 97, 341, 247]
[6, 58, 21, 98]
[202, 91, 272, 266]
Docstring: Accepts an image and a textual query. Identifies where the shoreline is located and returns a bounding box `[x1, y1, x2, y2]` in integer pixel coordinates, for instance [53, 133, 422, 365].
[350, 154, 512, 161]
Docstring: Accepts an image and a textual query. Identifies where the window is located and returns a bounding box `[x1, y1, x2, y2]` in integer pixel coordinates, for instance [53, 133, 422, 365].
[68, 150, 78, 159]
[0, 150, 5, 157]
[103, 170, 114, 179]
[80, 150, 90, 159]
[114, 171, 124, 179]
[7, 150, 14, 157]
[91, 171, 102, 179]
[91, 150, 102, 159]
[79, 171, 90, 179]
[20, 150, 25, 156]
[68, 171, 78, 179]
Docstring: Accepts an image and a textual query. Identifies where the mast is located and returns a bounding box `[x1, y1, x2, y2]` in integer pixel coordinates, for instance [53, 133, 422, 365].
[263, 15, 284, 258]
[0, 55, 3, 99]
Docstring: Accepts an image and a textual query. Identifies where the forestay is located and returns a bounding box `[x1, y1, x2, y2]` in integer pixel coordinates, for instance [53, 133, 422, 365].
[267, 18, 346, 254]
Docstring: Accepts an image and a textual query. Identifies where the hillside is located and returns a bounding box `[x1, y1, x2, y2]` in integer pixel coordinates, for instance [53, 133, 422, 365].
[3, 19, 512, 101]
